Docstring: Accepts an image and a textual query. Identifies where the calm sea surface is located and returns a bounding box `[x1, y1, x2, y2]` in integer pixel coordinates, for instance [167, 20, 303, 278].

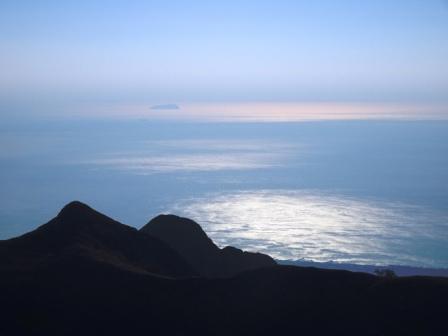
[1, 119, 447, 267]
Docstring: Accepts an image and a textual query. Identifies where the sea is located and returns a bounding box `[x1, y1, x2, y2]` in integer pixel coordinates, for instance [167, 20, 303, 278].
[1, 113, 448, 269]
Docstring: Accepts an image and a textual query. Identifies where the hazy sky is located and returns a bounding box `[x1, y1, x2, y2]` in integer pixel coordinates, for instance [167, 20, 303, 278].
[1, 0, 448, 112]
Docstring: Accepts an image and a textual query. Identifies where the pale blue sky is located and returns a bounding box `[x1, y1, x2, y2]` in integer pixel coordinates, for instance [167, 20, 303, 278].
[1, 0, 448, 111]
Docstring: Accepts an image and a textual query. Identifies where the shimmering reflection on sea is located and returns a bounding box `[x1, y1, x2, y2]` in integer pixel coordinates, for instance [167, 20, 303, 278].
[170, 190, 448, 267]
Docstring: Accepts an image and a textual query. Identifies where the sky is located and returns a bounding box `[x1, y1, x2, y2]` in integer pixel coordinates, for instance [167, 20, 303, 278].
[1, 0, 448, 118]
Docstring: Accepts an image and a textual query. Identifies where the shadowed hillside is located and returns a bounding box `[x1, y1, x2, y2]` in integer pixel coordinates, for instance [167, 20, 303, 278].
[0, 201, 447, 336]
[141, 214, 276, 277]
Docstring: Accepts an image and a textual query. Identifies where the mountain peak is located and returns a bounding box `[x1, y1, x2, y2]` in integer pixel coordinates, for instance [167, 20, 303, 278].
[56, 201, 108, 226]
[141, 214, 276, 277]
[47, 201, 121, 235]
[58, 201, 93, 217]
[145, 214, 212, 241]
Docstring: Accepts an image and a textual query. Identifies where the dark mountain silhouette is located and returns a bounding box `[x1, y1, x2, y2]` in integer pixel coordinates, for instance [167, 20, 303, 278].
[0, 201, 196, 277]
[141, 214, 276, 277]
[1, 201, 447, 336]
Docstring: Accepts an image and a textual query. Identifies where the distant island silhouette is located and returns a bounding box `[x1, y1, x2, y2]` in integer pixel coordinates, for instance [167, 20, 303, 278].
[150, 104, 180, 110]
[1, 201, 447, 335]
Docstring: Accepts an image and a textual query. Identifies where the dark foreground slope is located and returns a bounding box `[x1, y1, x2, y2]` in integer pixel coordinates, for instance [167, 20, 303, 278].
[1, 202, 447, 336]
[141, 214, 276, 277]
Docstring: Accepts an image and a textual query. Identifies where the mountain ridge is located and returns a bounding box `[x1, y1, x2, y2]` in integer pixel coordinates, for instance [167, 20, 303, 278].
[0, 201, 196, 277]
[1, 201, 447, 336]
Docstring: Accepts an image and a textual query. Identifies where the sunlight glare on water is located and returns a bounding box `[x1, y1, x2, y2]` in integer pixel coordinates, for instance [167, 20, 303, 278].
[170, 190, 448, 267]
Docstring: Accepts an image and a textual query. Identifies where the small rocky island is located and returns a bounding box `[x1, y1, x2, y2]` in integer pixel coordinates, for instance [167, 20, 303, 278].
[150, 104, 180, 110]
